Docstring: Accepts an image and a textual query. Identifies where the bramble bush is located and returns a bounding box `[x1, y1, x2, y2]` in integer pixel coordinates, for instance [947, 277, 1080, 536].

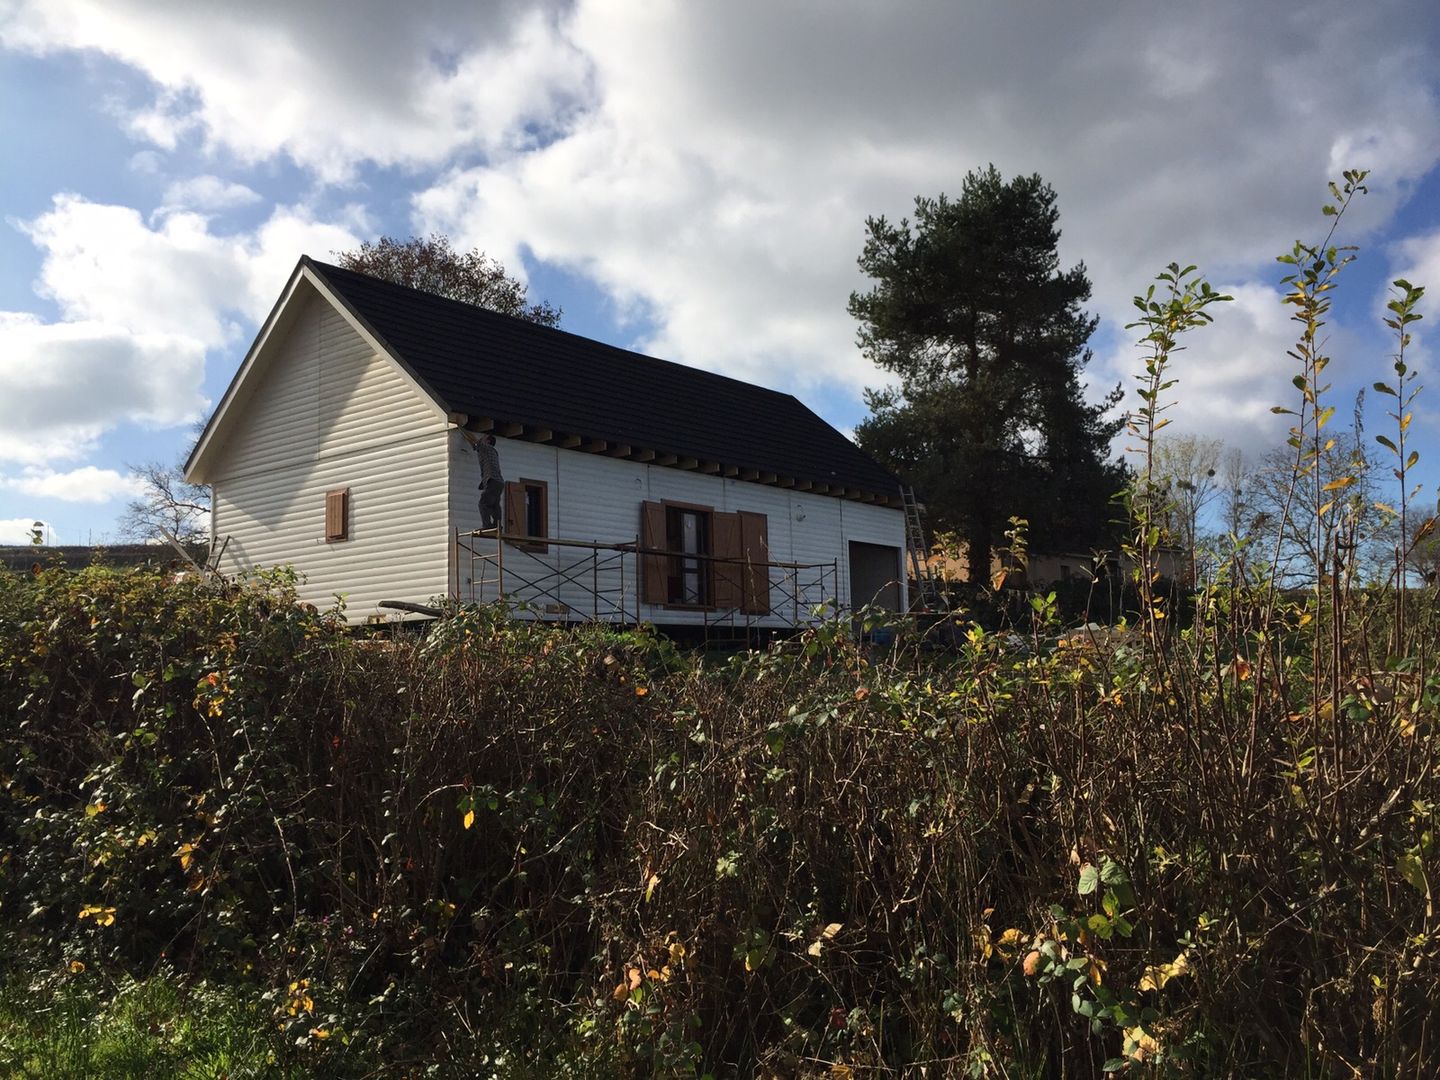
[1, 178, 1437, 1076]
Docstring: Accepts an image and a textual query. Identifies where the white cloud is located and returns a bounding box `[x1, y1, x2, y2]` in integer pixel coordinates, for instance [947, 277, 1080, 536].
[1098, 282, 1306, 461]
[1389, 230, 1440, 309]
[160, 175, 262, 212]
[0, 466, 145, 503]
[3, 194, 363, 467]
[21, 193, 362, 347]
[0, 518, 50, 545]
[0, 0, 592, 182]
[409, 0, 1440, 412]
[0, 312, 207, 464]
[3, 0, 1439, 451]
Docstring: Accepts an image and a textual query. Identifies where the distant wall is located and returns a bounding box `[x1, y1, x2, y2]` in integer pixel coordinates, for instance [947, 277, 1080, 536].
[0, 545, 207, 574]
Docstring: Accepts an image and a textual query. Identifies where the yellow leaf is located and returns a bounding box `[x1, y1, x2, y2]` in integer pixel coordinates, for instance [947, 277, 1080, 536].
[175, 842, 197, 872]
[84, 802, 106, 817]
[668, 940, 686, 966]
[462, 810, 475, 830]
[635, 686, 648, 697]
[1138, 951, 1190, 991]
[644, 873, 660, 903]
[1322, 476, 1356, 492]
[309, 1028, 331, 1040]
[1125, 1024, 1161, 1061]
[999, 928, 1024, 946]
[77, 905, 116, 927]
[68, 960, 85, 973]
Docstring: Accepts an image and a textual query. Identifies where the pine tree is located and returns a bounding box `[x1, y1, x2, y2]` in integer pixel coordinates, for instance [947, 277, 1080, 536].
[850, 166, 1125, 580]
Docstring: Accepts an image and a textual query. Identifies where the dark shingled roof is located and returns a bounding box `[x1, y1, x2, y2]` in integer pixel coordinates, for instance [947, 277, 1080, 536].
[305, 258, 900, 500]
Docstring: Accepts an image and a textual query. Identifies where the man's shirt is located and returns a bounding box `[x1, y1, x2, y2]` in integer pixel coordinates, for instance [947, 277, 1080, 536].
[475, 439, 503, 485]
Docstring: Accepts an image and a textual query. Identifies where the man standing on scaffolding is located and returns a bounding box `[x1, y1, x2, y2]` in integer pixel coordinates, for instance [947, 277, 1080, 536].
[460, 430, 505, 532]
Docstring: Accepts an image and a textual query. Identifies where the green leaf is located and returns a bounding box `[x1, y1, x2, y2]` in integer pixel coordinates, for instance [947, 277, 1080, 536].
[1078, 864, 1099, 895]
[1399, 853, 1428, 895]
[1376, 434, 1399, 453]
[1100, 859, 1128, 885]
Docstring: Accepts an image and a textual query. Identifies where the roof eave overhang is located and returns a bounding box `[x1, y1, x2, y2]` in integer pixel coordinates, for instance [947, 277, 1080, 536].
[446, 413, 902, 506]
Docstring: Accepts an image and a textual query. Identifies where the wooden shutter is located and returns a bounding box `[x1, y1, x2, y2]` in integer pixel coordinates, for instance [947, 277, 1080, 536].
[504, 481, 525, 538]
[325, 488, 349, 542]
[639, 501, 667, 605]
[712, 512, 743, 609]
[739, 510, 770, 614]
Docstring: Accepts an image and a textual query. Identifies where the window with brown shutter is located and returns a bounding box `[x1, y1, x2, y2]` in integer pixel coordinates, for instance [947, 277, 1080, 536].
[504, 479, 549, 551]
[664, 504, 712, 605]
[641, 501, 768, 611]
[325, 488, 349, 542]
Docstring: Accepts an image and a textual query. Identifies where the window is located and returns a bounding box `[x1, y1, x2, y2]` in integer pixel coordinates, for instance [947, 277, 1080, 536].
[325, 488, 349, 542]
[666, 505, 710, 605]
[639, 501, 769, 613]
[504, 479, 549, 551]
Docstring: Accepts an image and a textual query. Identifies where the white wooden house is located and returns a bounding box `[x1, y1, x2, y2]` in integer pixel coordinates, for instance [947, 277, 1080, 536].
[184, 258, 907, 628]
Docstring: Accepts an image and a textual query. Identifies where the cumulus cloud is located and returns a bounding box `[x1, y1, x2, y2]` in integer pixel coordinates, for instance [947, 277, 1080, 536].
[0, 518, 50, 545]
[22, 193, 362, 346]
[413, 0, 1440, 407]
[160, 175, 262, 212]
[1096, 282, 1310, 460]
[4, 0, 1439, 453]
[2, 195, 363, 466]
[0, 313, 206, 464]
[0, 466, 145, 503]
[0, 0, 592, 181]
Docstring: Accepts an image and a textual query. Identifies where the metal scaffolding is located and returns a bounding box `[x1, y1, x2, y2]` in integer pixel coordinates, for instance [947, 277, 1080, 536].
[453, 527, 839, 631]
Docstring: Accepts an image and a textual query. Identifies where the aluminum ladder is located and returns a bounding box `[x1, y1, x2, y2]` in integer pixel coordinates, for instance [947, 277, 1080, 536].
[901, 486, 946, 612]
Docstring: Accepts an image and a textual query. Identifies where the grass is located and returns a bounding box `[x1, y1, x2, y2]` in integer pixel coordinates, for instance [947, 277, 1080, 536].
[0, 968, 307, 1080]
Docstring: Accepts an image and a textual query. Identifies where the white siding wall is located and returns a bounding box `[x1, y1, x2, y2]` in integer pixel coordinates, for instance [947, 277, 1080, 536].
[208, 289, 451, 620]
[449, 436, 906, 627]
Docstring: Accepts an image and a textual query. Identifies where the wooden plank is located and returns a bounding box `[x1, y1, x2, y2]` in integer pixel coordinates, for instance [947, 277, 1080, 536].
[712, 511, 743, 608]
[558, 435, 582, 448]
[739, 510, 771, 614]
[639, 501, 666, 604]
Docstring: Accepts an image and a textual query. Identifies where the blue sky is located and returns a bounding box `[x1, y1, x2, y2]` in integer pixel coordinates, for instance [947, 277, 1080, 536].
[2, 0, 1439, 544]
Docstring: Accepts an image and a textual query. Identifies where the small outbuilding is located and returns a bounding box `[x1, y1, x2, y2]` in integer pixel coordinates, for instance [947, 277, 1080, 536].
[185, 258, 907, 627]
